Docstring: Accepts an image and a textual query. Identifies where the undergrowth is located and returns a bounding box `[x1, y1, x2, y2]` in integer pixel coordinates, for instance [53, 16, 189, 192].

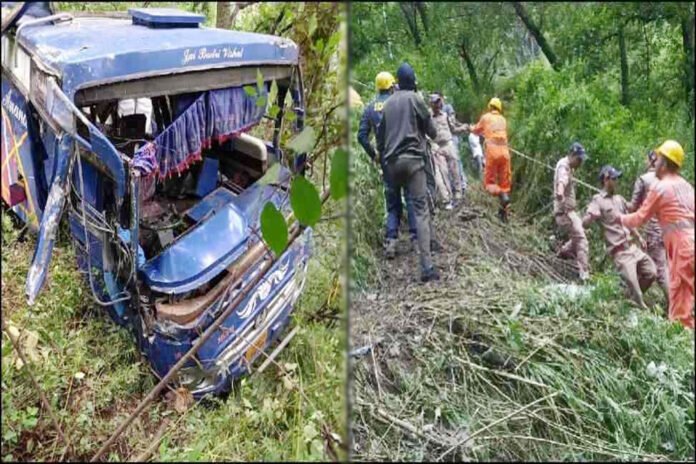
[349, 144, 695, 460]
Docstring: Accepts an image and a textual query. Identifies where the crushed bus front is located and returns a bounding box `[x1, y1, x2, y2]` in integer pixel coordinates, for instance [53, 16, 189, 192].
[1, 3, 312, 397]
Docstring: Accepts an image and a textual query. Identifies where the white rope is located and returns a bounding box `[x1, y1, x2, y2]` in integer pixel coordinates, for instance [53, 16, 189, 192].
[508, 146, 601, 193]
[350, 78, 372, 90]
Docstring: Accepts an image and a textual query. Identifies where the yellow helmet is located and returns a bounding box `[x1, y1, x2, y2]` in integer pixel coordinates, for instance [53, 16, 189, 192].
[655, 139, 685, 168]
[375, 71, 395, 91]
[488, 97, 502, 112]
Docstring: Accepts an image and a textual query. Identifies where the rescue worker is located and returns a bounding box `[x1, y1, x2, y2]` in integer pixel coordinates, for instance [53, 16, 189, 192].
[471, 97, 512, 222]
[377, 63, 440, 282]
[554, 142, 590, 282]
[626, 150, 670, 304]
[428, 94, 468, 209]
[358, 71, 418, 260]
[582, 165, 656, 309]
[428, 136, 455, 209]
[619, 140, 694, 329]
[438, 92, 468, 192]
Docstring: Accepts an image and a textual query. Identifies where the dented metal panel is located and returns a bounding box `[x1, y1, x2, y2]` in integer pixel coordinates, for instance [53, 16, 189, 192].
[25, 134, 74, 304]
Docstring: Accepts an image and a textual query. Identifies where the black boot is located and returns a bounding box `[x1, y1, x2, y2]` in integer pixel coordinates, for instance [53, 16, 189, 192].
[420, 266, 441, 282]
[498, 193, 510, 223]
[385, 238, 397, 260]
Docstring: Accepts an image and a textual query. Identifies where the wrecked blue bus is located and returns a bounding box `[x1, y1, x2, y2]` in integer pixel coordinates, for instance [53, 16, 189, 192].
[1, 3, 313, 397]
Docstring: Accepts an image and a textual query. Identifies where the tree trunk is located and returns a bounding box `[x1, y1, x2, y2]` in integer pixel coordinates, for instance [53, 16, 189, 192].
[642, 23, 650, 88]
[459, 37, 480, 93]
[415, 2, 428, 36]
[512, 2, 559, 71]
[216, 2, 233, 29]
[399, 2, 421, 46]
[681, 14, 695, 104]
[619, 25, 630, 106]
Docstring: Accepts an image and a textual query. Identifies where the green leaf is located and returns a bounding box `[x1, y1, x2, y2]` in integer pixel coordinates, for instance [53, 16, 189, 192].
[314, 38, 325, 54]
[269, 105, 281, 119]
[290, 176, 322, 227]
[244, 85, 257, 97]
[260, 202, 288, 257]
[285, 111, 297, 123]
[326, 31, 341, 53]
[287, 126, 315, 154]
[256, 68, 265, 93]
[308, 14, 317, 37]
[256, 95, 268, 108]
[269, 80, 278, 105]
[329, 148, 348, 200]
[257, 163, 282, 186]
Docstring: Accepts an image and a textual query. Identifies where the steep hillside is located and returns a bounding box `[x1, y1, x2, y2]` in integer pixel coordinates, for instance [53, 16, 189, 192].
[349, 187, 694, 461]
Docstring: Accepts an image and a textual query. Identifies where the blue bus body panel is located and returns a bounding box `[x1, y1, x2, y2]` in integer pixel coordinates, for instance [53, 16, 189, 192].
[16, 15, 299, 98]
[1, 78, 48, 230]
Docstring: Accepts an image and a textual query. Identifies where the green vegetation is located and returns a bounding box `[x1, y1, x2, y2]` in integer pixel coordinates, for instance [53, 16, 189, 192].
[350, 190, 695, 461]
[351, 2, 694, 215]
[2, 2, 346, 462]
[350, 2, 694, 461]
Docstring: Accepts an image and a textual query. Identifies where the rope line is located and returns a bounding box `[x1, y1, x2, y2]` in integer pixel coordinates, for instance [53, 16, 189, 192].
[508, 146, 601, 193]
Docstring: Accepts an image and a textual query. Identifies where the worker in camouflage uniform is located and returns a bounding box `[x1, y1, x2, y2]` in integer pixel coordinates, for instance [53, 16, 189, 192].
[358, 71, 418, 259]
[626, 150, 670, 304]
[428, 93, 468, 209]
[582, 165, 656, 309]
[554, 142, 590, 282]
[438, 92, 468, 192]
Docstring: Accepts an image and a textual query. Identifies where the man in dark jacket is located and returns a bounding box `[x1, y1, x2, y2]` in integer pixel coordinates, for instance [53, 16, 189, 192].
[377, 63, 440, 282]
[357, 71, 417, 259]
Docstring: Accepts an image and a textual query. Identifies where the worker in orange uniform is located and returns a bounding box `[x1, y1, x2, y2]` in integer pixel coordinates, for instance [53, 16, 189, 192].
[619, 140, 694, 329]
[471, 97, 511, 222]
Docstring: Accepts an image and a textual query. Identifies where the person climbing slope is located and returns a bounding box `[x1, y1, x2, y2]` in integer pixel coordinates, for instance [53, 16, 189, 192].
[582, 165, 656, 309]
[626, 150, 670, 306]
[619, 140, 694, 329]
[471, 97, 511, 222]
[554, 142, 591, 282]
[438, 92, 468, 193]
[428, 94, 468, 209]
[377, 63, 440, 282]
[358, 71, 418, 260]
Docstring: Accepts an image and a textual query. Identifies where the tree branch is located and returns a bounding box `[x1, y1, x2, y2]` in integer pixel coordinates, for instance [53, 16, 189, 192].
[399, 2, 421, 46]
[512, 2, 560, 71]
[459, 35, 480, 93]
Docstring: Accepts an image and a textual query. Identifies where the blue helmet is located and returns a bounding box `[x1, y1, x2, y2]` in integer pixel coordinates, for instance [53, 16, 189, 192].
[598, 164, 622, 182]
[569, 142, 587, 159]
[396, 62, 417, 91]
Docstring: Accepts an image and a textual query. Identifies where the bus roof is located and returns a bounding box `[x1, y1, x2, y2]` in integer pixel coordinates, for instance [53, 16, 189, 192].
[15, 11, 299, 98]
